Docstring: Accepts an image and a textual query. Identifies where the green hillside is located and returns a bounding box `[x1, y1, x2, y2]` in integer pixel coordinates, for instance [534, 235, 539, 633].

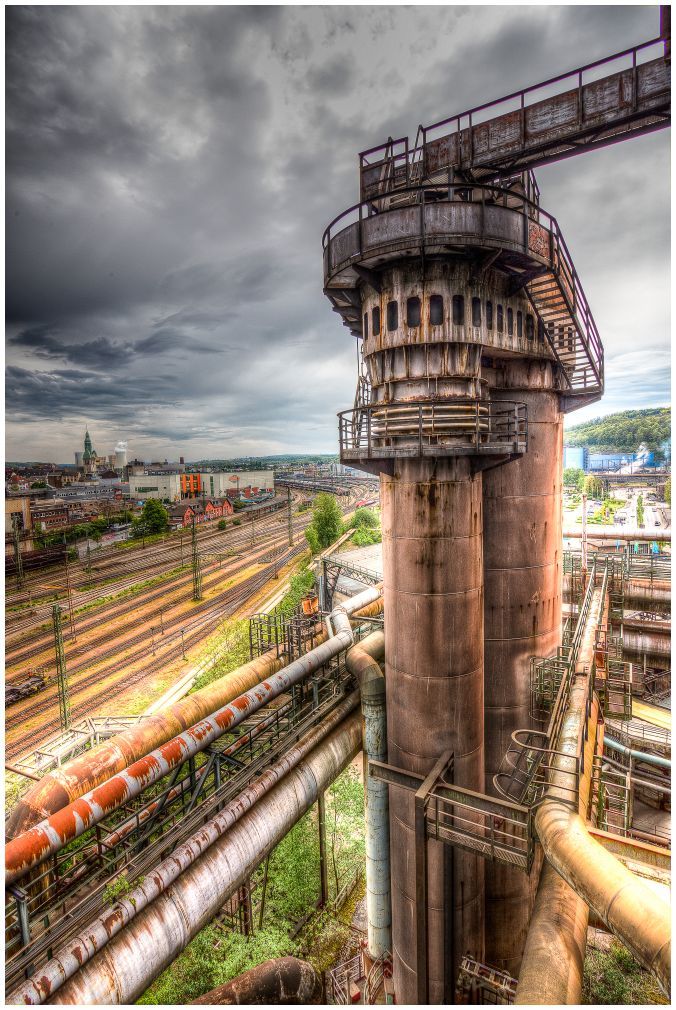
[565, 408, 670, 454]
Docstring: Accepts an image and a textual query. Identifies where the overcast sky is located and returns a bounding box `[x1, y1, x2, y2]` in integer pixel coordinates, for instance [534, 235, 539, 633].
[6, 4, 670, 463]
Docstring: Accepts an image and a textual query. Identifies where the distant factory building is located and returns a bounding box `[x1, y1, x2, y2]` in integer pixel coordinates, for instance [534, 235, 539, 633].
[563, 445, 589, 471]
[196, 471, 274, 499]
[128, 472, 182, 502]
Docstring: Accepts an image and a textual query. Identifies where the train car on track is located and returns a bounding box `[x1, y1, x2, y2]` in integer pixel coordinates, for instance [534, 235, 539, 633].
[5, 545, 67, 576]
[5, 674, 47, 708]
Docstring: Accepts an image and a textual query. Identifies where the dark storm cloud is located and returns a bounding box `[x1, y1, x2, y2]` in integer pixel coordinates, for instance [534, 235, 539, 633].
[5, 5, 669, 462]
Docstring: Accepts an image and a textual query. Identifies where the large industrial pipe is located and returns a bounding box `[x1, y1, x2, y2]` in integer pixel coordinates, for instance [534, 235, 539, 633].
[6, 585, 382, 885]
[517, 584, 671, 1001]
[603, 735, 671, 770]
[6, 647, 288, 837]
[482, 366, 562, 974]
[563, 528, 671, 542]
[345, 631, 391, 960]
[8, 698, 362, 1005]
[8, 591, 384, 839]
[515, 862, 589, 1004]
[190, 957, 321, 1004]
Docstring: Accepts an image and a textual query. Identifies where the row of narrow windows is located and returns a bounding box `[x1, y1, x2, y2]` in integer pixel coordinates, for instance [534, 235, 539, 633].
[363, 296, 570, 347]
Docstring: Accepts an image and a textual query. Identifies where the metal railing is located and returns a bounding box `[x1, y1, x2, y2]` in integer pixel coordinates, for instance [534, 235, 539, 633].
[497, 561, 607, 808]
[362, 952, 392, 1005]
[358, 36, 667, 193]
[323, 181, 603, 395]
[338, 398, 527, 461]
[4, 657, 358, 989]
[328, 951, 364, 1005]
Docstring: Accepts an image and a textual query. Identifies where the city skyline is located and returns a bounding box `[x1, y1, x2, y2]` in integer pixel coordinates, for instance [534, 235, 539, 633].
[6, 5, 670, 461]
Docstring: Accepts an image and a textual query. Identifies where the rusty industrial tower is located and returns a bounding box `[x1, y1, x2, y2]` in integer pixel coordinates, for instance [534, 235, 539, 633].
[324, 22, 670, 1003]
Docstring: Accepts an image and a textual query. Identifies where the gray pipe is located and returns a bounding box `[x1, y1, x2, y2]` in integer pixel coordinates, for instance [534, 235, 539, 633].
[13, 709, 363, 1005]
[345, 631, 391, 960]
[6, 583, 382, 885]
[604, 735, 671, 771]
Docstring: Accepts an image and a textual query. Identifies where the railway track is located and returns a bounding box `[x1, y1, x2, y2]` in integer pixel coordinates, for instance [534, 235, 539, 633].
[4, 490, 367, 758]
[6, 524, 301, 669]
[4, 513, 295, 622]
[5, 543, 308, 758]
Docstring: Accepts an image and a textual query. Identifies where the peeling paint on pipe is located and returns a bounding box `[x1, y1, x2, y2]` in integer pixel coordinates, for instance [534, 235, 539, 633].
[190, 957, 321, 1004]
[6, 647, 289, 838]
[6, 585, 381, 886]
[8, 696, 361, 1005]
[345, 631, 391, 960]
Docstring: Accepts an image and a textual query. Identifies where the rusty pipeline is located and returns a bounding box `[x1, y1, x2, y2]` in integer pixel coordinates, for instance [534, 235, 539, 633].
[190, 957, 322, 1004]
[6, 646, 288, 838]
[516, 583, 671, 1002]
[18, 707, 363, 1004]
[6, 584, 381, 886]
[98, 705, 285, 852]
[8, 694, 360, 1004]
[345, 631, 391, 960]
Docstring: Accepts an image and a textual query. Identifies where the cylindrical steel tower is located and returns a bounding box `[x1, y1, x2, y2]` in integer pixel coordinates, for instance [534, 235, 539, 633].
[324, 157, 602, 1002]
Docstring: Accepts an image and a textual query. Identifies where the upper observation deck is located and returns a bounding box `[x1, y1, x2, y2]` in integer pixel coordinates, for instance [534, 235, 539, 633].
[323, 180, 603, 403]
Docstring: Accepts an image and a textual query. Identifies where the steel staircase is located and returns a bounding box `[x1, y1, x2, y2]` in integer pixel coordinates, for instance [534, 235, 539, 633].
[525, 255, 604, 403]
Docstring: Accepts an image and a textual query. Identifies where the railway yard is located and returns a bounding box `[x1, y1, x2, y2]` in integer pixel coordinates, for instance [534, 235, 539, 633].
[4, 488, 370, 761]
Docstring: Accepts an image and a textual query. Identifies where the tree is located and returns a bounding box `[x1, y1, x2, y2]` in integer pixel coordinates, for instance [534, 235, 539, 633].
[217, 519, 227, 530]
[350, 507, 379, 530]
[563, 467, 584, 488]
[30, 480, 47, 489]
[636, 495, 645, 527]
[583, 475, 603, 500]
[304, 493, 343, 553]
[133, 498, 169, 538]
[665, 478, 671, 507]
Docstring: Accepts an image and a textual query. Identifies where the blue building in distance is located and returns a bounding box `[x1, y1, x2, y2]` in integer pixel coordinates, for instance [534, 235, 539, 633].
[563, 446, 589, 471]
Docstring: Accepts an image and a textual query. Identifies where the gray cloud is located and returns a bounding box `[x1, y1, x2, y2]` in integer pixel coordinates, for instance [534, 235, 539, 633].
[5, 5, 669, 462]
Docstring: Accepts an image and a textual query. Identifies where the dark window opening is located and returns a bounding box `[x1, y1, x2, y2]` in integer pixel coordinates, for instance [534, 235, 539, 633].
[557, 325, 564, 348]
[406, 296, 421, 327]
[452, 295, 465, 326]
[472, 297, 482, 327]
[507, 307, 513, 335]
[525, 314, 534, 340]
[537, 318, 545, 343]
[429, 294, 444, 326]
[567, 327, 574, 352]
[517, 311, 523, 338]
[387, 300, 398, 331]
[497, 305, 504, 333]
[372, 306, 381, 336]
[486, 301, 493, 330]
[363, 313, 368, 338]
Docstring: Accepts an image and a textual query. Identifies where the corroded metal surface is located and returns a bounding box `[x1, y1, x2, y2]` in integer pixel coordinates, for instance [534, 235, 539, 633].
[6, 586, 381, 885]
[382, 455, 485, 1003]
[9, 702, 362, 1005]
[190, 957, 321, 1004]
[482, 365, 563, 974]
[5, 648, 288, 838]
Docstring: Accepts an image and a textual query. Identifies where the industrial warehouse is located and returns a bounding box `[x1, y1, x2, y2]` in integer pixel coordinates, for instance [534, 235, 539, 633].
[4, 6, 671, 1008]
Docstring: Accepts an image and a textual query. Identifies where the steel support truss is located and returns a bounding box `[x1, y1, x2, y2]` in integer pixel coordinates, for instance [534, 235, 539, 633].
[370, 750, 534, 1005]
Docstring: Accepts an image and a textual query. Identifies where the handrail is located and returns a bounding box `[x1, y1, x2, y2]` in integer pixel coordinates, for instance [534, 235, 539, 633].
[421, 37, 665, 138]
[322, 182, 603, 387]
